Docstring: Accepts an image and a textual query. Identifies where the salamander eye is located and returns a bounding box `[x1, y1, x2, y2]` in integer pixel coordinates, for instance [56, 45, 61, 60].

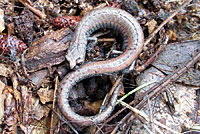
[76, 58, 84, 66]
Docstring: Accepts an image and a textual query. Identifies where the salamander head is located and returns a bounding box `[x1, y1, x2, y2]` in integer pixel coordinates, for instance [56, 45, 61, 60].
[65, 42, 86, 69]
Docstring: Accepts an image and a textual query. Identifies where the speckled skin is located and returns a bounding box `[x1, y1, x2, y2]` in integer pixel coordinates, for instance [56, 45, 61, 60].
[58, 7, 144, 126]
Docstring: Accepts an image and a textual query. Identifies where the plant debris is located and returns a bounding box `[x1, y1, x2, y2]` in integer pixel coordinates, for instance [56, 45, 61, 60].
[25, 28, 73, 72]
[14, 8, 35, 46]
[0, 0, 199, 133]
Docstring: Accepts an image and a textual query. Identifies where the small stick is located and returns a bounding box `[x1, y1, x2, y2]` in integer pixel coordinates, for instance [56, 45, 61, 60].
[47, 106, 79, 134]
[103, 75, 123, 107]
[193, 89, 200, 124]
[47, 76, 78, 134]
[20, 49, 29, 78]
[118, 100, 181, 134]
[50, 76, 58, 134]
[19, 0, 46, 18]
[134, 0, 193, 73]
[112, 51, 200, 133]
[136, 51, 200, 109]
[98, 38, 116, 42]
[135, 44, 167, 72]
[98, 0, 192, 132]
[144, 0, 192, 46]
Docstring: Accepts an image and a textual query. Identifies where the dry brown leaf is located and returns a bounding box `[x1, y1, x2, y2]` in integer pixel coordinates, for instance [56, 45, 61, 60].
[7, 23, 15, 35]
[31, 98, 51, 120]
[31, 116, 51, 134]
[0, 64, 13, 77]
[0, 9, 5, 33]
[37, 88, 54, 104]
[0, 81, 5, 124]
[145, 19, 158, 34]
[167, 30, 177, 41]
[85, 100, 103, 114]
[176, 14, 188, 24]
[135, 41, 199, 133]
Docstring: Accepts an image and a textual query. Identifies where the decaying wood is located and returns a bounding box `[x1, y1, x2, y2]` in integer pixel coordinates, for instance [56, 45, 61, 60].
[25, 28, 73, 72]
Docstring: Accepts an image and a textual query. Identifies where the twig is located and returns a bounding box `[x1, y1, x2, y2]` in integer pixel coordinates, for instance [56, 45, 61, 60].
[50, 76, 58, 134]
[95, 105, 129, 134]
[47, 106, 79, 134]
[134, 0, 193, 72]
[110, 112, 133, 134]
[95, 0, 193, 133]
[103, 75, 123, 107]
[19, 0, 46, 18]
[136, 51, 200, 109]
[124, 121, 132, 134]
[193, 89, 200, 124]
[98, 38, 116, 42]
[118, 100, 181, 134]
[95, 80, 156, 133]
[144, 0, 192, 46]
[135, 44, 167, 72]
[112, 51, 200, 133]
[46, 76, 78, 134]
[20, 49, 29, 78]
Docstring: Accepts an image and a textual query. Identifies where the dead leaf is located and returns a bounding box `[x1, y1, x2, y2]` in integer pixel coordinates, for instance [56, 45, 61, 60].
[7, 23, 14, 35]
[0, 9, 5, 33]
[31, 98, 51, 120]
[31, 116, 51, 134]
[167, 30, 177, 41]
[11, 75, 22, 110]
[176, 14, 188, 24]
[145, 19, 157, 34]
[28, 69, 48, 89]
[37, 87, 54, 104]
[135, 40, 199, 133]
[0, 64, 13, 77]
[12, 74, 18, 90]
[85, 100, 103, 114]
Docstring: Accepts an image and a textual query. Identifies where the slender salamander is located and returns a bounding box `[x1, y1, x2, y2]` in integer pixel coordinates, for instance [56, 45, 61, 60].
[58, 7, 144, 126]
